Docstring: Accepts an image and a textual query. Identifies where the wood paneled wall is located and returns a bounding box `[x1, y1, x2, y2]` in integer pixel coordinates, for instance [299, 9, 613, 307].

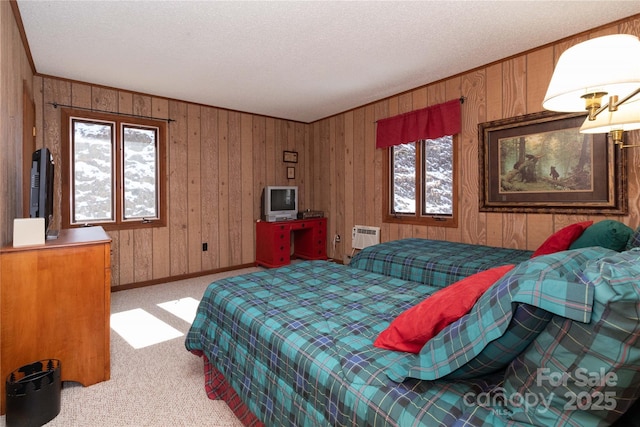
[31, 78, 309, 288]
[0, 1, 34, 246]
[4, 9, 640, 287]
[311, 16, 640, 263]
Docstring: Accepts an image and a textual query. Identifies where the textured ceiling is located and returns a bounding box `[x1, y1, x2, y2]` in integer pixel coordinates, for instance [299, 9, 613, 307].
[16, 1, 640, 123]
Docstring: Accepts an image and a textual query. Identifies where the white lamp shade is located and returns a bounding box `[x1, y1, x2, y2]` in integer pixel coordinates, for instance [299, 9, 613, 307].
[580, 94, 640, 133]
[543, 34, 640, 112]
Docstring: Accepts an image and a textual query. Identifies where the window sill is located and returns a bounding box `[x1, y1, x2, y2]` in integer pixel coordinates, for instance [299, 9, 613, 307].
[383, 215, 458, 228]
[65, 221, 166, 232]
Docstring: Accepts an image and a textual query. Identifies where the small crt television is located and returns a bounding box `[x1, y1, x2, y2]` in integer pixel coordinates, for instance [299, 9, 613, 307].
[262, 186, 298, 222]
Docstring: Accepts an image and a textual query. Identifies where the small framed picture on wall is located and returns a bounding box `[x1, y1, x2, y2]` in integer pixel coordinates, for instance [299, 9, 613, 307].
[283, 150, 298, 163]
[287, 167, 295, 179]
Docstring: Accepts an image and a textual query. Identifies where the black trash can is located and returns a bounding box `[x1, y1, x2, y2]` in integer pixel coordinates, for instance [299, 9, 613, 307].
[5, 359, 61, 427]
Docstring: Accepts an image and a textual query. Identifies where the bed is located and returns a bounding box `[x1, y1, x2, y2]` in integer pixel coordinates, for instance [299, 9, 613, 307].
[186, 246, 640, 426]
[349, 238, 534, 288]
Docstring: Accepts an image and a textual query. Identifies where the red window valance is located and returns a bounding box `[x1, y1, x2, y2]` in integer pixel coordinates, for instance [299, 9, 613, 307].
[376, 99, 461, 149]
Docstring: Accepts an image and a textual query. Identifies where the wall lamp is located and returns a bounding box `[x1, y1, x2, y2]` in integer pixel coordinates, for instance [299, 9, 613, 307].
[542, 34, 640, 147]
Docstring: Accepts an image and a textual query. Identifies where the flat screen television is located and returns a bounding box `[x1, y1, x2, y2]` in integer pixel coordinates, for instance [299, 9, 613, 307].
[262, 186, 298, 222]
[29, 147, 55, 235]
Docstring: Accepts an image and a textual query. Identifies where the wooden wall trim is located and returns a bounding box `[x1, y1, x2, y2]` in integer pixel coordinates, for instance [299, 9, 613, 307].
[111, 263, 257, 292]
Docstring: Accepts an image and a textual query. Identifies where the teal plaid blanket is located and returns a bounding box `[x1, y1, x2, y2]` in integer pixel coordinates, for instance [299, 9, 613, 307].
[185, 261, 502, 426]
[186, 247, 639, 426]
[349, 238, 533, 288]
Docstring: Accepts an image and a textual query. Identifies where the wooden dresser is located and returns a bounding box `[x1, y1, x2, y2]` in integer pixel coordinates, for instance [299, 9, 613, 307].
[0, 227, 111, 414]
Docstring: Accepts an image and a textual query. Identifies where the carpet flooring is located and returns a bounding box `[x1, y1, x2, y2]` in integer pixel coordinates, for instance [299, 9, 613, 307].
[1, 266, 263, 427]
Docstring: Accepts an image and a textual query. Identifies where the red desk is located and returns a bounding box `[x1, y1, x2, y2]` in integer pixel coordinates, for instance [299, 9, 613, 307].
[256, 218, 327, 268]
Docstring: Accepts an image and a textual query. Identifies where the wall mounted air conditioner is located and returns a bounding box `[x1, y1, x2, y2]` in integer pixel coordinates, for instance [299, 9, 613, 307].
[352, 225, 380, 250]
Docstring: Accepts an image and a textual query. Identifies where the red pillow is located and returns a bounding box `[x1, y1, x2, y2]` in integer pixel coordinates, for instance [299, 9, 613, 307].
[531, 221, 593, 258]
[374, 264, 515, 353]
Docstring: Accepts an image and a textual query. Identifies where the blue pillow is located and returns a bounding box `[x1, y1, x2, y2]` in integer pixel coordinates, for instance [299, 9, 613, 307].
[444, 303, 552, 379]
[626, 225, 640, 250]
[386, 247, 616, 382]
[494, 249, 640, 426]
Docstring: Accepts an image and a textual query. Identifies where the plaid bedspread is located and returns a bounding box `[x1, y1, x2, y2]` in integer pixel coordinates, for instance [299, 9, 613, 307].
[185, 261, 505, 426]
[349, 238, 534, 288]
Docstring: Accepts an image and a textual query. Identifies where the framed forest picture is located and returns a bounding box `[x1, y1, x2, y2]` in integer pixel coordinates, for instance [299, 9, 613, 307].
[478, 111, 627, 214]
